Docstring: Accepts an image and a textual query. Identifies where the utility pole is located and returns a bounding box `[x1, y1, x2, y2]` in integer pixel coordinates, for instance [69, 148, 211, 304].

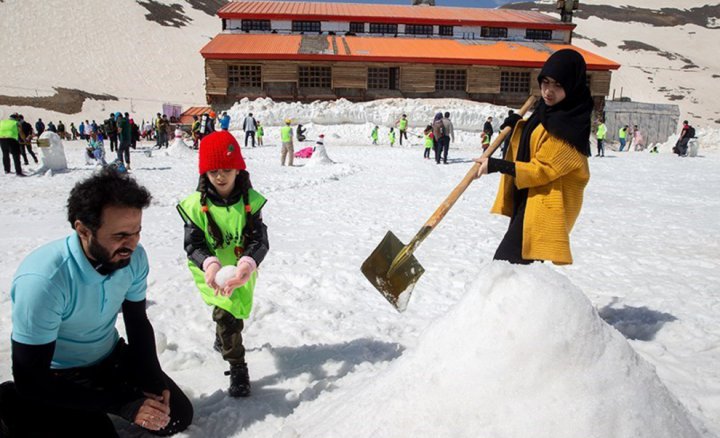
[556, 0, 579, 23]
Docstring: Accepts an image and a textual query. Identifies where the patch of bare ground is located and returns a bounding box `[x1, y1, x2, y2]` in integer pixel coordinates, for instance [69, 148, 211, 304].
[136, 1, 191, 28]
[618, 40, 697, 69]
[0, 88, 117, 114]
[573, 33, 607, 47]
[502, 3, 720, 29]
[185, 0, 227, 16]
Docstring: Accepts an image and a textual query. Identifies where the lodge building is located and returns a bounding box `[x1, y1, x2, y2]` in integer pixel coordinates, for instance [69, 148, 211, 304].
[200, 1, 619, 108]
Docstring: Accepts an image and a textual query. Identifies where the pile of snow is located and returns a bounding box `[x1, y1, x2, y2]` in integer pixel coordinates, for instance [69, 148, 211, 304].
[225, 97, 510, 133]
[306, 139, 335, 166]
[34, 131, 68, 174]
[269, 264, 707, 438]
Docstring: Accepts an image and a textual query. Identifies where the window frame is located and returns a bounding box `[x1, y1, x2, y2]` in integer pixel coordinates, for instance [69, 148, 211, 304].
[525, 28, 553, 40]
[367, 67, 400, 90]
[241, 19, 271, 32]
[349, 22, 365, 34]
[481, 27, 508, 38]
[439, 25, 454, 37]
[228, 65, 262, 89]
[369, 23, 399, 35]
[292, 21, 322, 33]
[405, 24, 434, 36]
[298, 66, 332, 88]
[500, 71, 530, 94]
[435, 69, 467, 91]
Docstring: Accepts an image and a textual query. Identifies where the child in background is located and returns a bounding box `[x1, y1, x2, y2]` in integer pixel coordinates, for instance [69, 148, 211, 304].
[177, 131, 269, 398]
[389, 127, 396, 147]
[256, 121, 264, 147]
[423, 125, 433, 159]
[86, 131, 107, 166]
[371, 126, 378, 145]
[481, 130, 491, 152]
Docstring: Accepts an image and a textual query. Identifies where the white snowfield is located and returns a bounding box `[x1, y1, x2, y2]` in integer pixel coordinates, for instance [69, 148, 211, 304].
[0, 121, 718, 437]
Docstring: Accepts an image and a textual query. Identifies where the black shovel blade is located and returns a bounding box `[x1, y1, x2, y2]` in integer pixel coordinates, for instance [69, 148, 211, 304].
[361, 231, 425, 312]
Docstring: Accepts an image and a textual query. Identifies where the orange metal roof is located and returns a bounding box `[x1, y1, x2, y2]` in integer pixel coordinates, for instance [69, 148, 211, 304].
[200, 34, 620, 71]
[181, 106, 213, 117]
[218, 1, 572, 29]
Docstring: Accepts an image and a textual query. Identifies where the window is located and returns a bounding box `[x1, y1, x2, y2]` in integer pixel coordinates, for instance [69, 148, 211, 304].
[405, 24, 433, 36]
[241, 20, 271, 31]
[299, 66, 332, 88]
[292, 21, 321, 33]
[350, 22, 365, 33]
[439, 25, 454, 36]
[435, 69, 467, 91]
[369, 23, 398, 34]
[228, 65, 262, 88]
[525, 29, 552, 40]
[500, 71, 530, 93]
[368, 67, 399, 90]
[481, 27, 508, 38]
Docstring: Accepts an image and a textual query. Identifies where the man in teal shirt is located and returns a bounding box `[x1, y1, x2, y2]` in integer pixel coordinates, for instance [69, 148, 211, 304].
[0, 169, 192, 436]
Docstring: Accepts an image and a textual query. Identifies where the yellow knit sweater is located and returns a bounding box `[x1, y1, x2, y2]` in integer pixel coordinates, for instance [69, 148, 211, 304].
[491, 120, 590, 265]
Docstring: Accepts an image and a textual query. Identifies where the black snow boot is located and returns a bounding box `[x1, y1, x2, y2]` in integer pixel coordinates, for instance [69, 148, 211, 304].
[225, 363, 251, 398]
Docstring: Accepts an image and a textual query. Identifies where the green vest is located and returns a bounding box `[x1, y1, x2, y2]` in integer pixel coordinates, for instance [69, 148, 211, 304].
[596, 123, 607, 140]
[281, 126, 292, 142]
[257, 126, 264, 137]
[371, 129, 378, 140]
[389, 131, 395, 142]
[178, 189, 267, 319]
[0, 119, 19, 140]
[424, 134, 433, 149]
[618, 128, 626, 139]
[399, 119, 408, 131]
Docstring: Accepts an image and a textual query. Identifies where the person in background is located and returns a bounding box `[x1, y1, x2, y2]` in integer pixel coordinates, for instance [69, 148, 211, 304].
[618, 125, 628, 152]
[116, 113, 132, 170]
[474, 48, 592, 266]
[389, 127, 396, 147]
[256, 121, 264, 147]
[177, 131, 269, 398]
[483, 116, 494, 140]
[440, 112, 455, 164]
[595, 118, 606, 157]
[191, 115, 201, 149]
[47, 121, 57, 133]
[57, 120, 67, 140]
[0, 169, 193, 436]
[631, 125, 644, 151]
[371, 125, 378, 145]
[673, 120, 695, 156]
[499, 110, 522, 158]
[35, 118, 45, 137]
[296, 124, 306, 142]
[18, 115, 38, 165]
[242, 113, 257, 148]
[104, 113, 118, 153]
[0, 113, 26, 176]
[397, 114, 408, 146]
[281, 119, 294, 166]
[481, 129, 491, 152]
[423, 125, 433, 159]
[220, 112, 231, 131]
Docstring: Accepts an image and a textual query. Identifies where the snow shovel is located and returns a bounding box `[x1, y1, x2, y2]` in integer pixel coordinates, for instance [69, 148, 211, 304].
[361, 95, 538, 312]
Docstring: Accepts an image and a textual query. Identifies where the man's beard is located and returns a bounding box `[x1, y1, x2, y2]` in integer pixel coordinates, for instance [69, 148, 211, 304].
[88, 236, 133, 275]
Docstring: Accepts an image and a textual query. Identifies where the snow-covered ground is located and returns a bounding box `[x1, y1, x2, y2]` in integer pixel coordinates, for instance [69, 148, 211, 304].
[0, 112, 718, 436]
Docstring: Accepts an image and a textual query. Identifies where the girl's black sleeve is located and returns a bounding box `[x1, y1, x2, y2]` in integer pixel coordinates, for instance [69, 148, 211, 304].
[488, 157, 516, 176]
[243, 211, 269, 267]
[182, 217, 215, 269]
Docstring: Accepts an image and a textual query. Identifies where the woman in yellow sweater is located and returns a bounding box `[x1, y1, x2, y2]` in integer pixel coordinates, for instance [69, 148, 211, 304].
[475, 49, 593, 265]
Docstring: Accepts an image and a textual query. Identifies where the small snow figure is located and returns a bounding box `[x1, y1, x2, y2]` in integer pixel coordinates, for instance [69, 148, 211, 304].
[35, 131, 68, 175]
[308, 134, 334, 166]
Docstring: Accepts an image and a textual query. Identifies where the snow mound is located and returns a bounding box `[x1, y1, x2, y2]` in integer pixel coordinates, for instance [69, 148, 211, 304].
[306, 142, 335, 166]
[283, 263, 707, 438]
[225, 97, 511, 133]
[34, 131, 68, 174]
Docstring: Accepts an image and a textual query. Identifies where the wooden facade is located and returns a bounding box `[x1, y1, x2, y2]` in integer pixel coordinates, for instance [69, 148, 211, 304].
[205, 59, 614, 109]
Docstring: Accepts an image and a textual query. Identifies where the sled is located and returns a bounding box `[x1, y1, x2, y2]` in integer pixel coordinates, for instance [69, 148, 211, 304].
[361, 95, 537, 312]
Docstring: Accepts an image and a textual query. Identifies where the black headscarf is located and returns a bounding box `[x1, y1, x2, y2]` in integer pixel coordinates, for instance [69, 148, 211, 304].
[518, 49, 594, 160]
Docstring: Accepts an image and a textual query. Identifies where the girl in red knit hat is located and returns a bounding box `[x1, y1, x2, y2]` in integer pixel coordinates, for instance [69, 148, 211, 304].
[176, 130, 269, 398]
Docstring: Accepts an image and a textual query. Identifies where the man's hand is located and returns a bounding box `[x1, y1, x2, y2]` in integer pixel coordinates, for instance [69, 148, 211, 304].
[134, 390, 171, 431]
[473, 157, 489, 179]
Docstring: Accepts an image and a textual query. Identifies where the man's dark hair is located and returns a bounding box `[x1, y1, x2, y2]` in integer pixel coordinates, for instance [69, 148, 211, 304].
[67, 168, 152, 232]
[444, 112, 450, 118]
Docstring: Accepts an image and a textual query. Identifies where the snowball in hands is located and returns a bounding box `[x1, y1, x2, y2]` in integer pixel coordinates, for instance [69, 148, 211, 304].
[215, 265, 238, 288]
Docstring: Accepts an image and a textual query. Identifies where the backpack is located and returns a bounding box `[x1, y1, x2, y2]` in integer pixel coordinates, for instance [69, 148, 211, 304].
[434, 119, 446, 138]
[686, 126, 695, 138]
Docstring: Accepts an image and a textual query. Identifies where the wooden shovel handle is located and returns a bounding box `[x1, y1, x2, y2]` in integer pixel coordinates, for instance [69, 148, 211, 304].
[411, 95, 537, 246]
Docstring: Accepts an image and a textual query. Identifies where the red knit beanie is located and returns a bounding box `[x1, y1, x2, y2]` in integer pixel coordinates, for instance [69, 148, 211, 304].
[198, 131, 246, 175]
